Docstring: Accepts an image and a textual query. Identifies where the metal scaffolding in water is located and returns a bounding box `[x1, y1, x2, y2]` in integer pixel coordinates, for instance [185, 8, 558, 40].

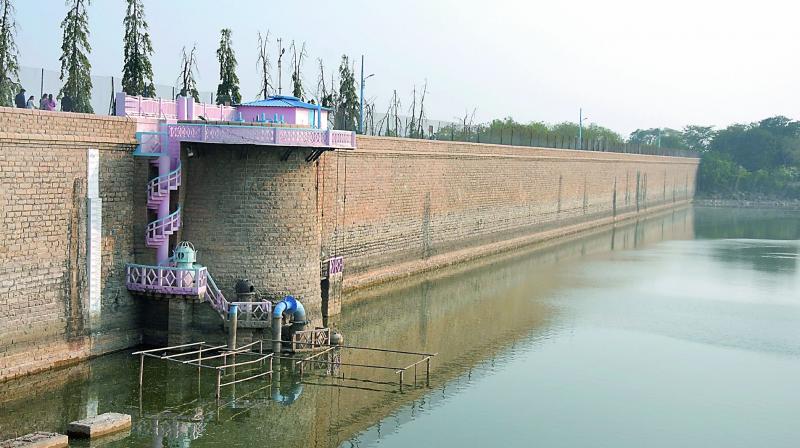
[133, 339, 437, 398]
[133, 340, 274, 398]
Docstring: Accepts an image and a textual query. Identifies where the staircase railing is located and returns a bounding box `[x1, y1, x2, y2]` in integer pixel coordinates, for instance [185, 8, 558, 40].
[133, 131, 164, 156]
[145, 206, 182, 247]
[146, 165, 181, 207]
[204, 273, 274, 323]
[232, 301, 273, 321]
[205, 272, 230, 317]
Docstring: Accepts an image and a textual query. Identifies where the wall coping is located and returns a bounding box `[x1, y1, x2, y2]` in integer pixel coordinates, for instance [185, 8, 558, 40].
[0, 131, 137, 146]
[0, 105, 138, 146]
[0, 105, 136, 123]
[356, 134, 700, 162]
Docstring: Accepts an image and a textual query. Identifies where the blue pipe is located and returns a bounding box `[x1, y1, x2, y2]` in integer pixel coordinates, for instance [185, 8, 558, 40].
[271, 382, 304, 405]
[272, 295, 306, 322]
[272, 296, 306, 353]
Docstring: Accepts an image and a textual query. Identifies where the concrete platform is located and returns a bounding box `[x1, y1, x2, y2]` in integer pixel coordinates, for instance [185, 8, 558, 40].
[0, 432, 68, 448]
[67, 413, 132, 439]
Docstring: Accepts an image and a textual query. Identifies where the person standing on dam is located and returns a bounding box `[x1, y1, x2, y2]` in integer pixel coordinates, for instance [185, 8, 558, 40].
[14, 88, 26, 108]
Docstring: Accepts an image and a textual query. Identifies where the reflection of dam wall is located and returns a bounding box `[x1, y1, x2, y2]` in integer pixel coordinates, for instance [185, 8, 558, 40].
[320, 136, 698, 299]
[0, 209, 693, 446]
[191, 208, 695, 448]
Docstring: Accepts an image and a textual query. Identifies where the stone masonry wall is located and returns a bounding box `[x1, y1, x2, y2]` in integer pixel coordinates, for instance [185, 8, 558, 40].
[319, 136, 699, 294]
[0, 107, 138, 381]
[180, 144, 323, 321]
[1, 109, 699, 380]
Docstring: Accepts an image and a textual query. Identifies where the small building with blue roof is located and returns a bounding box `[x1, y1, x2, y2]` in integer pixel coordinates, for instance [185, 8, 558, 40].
[237, 95, 332, 129]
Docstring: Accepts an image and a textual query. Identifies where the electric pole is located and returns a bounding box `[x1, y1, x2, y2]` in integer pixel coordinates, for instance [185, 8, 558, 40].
[277, 38, 285, 95]
[359, 55, 364, 134]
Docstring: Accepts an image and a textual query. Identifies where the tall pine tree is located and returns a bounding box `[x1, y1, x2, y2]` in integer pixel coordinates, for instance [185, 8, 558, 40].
[336, 55, 358, 131]
[59, 0, 93, 113]
[122, 0, 155, 97]
[215, 29, 240, 105]
[0, 0, 20, 107]
[177, 45, 199, 102]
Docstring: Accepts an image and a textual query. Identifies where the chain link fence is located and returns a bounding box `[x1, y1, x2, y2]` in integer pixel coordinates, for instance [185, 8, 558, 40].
[363, 112, 698, 158]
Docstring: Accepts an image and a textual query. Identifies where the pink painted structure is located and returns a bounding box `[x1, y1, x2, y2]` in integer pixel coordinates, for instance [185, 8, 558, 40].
[116, 93, 237, 121]
[120, 93, 355, 313]
[236, 95, 331, 129]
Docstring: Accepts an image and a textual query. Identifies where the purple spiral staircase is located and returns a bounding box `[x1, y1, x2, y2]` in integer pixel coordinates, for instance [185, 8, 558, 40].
[125, 130, 273, 322]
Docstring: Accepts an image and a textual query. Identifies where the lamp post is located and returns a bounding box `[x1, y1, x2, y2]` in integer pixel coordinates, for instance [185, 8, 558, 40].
[359, 55, 375, 134]
[277, 39, 285, 95]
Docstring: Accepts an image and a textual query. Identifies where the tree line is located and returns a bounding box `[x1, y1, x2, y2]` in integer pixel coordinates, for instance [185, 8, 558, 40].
[422, 117, 798, 199]
[592, 120, 799, 199]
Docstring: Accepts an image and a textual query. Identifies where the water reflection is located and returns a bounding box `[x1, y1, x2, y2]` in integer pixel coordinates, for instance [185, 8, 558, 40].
[694, 206, 800, 240]
[1, 207, 702, 447]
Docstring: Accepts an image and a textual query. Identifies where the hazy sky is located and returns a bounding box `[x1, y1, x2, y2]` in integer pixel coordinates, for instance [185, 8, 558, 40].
[13, 0, 800, 135]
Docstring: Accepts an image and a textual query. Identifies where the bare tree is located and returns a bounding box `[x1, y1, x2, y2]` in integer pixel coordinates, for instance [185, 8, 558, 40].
[416, 81, 427, 137]
[316, 58, 335, 108]
[461, 108, 477, 139]
[379, 90, 401, 136]
[364, 100, 376, 135]
[177, 44, 199, 101]
[405, 81, 428, 138]
[290, 40, 307, 99]
[256, 30, 272, 99]
[408, 85, 417, 138]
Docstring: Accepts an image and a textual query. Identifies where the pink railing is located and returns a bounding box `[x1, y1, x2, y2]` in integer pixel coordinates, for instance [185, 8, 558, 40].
[145, 207, 181, 247]
[134, 132, 164, 156]
[166, 123, 356, 149]
[122, 95, 177, 119]
[146, 166, 181, 208]
[119, 93, 236, 121]
[126, 265, 207, 296]
[202, 273, 272, 321]
[125, 263, 272, 323]
[232, 301, 273, 321]
[329, 130, 356, 147]
[205, 273, 229, 316]
[196, 102, 237, 121]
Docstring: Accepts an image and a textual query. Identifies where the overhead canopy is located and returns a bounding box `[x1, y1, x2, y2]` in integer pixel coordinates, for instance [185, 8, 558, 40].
[240, 95, 332, 111]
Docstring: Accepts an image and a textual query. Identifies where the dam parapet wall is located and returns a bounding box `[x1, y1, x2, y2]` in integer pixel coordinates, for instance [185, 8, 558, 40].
[0, 107, 698, 380]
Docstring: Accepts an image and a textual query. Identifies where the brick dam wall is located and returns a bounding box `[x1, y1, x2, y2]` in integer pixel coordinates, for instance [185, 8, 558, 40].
[319, 136, 699, 294]
[179, 145, 323, 321]
[0, 111, 698, 379]
[0, 107, 138, 381]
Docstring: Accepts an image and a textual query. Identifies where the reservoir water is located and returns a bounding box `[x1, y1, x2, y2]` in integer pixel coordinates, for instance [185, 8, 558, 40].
[1, 206, 798, 447]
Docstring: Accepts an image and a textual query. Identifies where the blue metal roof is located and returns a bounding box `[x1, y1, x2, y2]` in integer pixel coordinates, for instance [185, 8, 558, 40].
[240, 95, 331, 111]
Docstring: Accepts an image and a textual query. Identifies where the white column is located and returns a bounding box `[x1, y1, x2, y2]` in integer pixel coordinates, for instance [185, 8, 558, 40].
[87, 148, 102, 320]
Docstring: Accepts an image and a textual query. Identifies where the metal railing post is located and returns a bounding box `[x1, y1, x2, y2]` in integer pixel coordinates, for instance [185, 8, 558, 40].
[139, 353, 145, 387]
[228, 304, 238, 350]
[426, 357, 431, 386]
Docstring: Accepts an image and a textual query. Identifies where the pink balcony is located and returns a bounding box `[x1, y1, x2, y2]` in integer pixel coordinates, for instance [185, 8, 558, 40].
[126, 264, 208, 296]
